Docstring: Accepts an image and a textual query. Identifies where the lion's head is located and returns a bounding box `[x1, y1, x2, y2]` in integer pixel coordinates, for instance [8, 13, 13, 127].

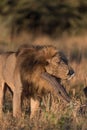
[17, 45, 74, 103]
[45, 51, 74, 80]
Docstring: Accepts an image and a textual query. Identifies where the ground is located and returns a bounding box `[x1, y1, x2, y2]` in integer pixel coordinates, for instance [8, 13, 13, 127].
[0, 34, 87, 130]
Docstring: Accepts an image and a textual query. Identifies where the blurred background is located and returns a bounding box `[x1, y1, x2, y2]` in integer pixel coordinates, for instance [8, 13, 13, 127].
[0, 0, 87, 44]
[0, 0, 87, 130]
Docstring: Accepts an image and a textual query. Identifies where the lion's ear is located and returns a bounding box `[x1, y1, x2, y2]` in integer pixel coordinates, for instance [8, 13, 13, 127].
[46, 54, 60, 65]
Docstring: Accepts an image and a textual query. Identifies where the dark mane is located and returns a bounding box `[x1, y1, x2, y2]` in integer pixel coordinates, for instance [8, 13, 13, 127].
[16, 45, 57, 73]
[17, 46, 48, 74]
[15, 45, 58, 98]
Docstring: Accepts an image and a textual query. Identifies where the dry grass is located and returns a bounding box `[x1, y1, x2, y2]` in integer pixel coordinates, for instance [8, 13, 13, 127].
[0, 34, 87, 130]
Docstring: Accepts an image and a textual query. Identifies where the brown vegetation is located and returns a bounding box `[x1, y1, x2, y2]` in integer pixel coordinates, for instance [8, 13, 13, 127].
[0, 34, 87, 130]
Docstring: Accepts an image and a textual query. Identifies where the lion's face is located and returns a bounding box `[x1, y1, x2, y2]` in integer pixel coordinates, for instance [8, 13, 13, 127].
[45, 52, 74, 80]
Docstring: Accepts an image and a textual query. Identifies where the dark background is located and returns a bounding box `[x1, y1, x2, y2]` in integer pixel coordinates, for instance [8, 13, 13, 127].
[0, 0, 87, 38]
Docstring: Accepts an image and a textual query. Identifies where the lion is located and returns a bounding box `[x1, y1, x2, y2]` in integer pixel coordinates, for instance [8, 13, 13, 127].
[0, 45, 74, 118]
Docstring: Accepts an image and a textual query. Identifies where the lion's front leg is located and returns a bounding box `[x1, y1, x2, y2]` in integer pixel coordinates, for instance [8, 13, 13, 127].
[30, 98, 39, 119]
[0, 82, 5, 118]
[13, 90, 22, 118]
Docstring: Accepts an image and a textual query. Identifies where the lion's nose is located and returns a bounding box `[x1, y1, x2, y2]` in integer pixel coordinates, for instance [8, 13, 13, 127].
[68, 69, 74, 76]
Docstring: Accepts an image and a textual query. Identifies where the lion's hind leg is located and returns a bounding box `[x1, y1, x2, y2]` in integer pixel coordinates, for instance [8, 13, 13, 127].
[0, 81, 5, 118]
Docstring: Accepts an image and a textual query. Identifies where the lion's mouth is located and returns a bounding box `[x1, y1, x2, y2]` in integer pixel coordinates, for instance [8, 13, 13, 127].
[41, 72, 71, 103]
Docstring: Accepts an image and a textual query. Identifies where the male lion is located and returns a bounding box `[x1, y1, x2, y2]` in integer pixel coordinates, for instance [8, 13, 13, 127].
[0, 45, 74, 118]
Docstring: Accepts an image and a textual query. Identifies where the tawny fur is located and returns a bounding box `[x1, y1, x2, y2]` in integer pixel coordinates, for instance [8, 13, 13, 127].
[0, 45, 74, 118]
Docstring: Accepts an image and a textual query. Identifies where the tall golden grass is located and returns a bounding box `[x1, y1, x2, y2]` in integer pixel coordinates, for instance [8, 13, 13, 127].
[0, 34, 87, 130]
